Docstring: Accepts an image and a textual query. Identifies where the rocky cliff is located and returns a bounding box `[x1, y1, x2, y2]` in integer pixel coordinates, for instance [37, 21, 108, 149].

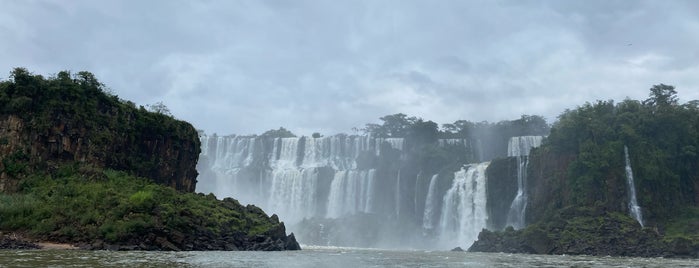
[0, 68, 300, 251]
[470, 88, 699, 257]
[0, 69, 199, 193]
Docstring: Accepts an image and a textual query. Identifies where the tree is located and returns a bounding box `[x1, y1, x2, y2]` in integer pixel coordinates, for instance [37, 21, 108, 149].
[147, 101, 172, 116]
[362, 113, 418, 137]
[312, 132, 322, 138]
[261, 127, 296, 138]
[644, 84, 678, 107]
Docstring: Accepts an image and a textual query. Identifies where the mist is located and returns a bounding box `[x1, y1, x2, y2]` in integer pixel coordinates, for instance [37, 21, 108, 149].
[194, 115, 549, 249]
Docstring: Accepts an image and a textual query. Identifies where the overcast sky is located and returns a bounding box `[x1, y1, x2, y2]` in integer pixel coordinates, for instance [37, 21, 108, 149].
[1, 0, 698, 135]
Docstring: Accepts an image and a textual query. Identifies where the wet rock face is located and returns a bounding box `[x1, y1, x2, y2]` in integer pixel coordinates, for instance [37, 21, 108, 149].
[0, 114, 200, 193]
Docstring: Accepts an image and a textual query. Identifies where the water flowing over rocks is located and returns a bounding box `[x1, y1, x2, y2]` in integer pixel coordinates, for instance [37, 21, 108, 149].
[197, 134, 528, 249]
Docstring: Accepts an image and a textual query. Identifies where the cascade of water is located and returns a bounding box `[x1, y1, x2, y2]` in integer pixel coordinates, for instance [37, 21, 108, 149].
[365, 169, 376, 213]
[624, 146, 644, 227]
[396, 168, 401, 217]
[275, 138, 300, 168]
[507, 136, 543, 157]
[199, 134, 400, 228]
[415, 171, 422, 219]
[438, 139, 467, 148]
[422, 174, 439, 229]
[268, 168, 318, 223]
[326, 169, 376, 218]
[504, 136, 543, 230]
[438, 162, 490, 248]
[505, 155, 529, 229]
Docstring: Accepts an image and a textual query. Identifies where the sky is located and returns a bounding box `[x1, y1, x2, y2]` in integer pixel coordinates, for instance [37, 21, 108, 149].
[1, 0, 698, 136]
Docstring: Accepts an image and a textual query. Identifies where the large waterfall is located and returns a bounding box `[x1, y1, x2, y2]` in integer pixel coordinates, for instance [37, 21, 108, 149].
[438, 162, 490, 248]
[624, 146, 644, 227]
[505, 136, 542, 230]
[198, 134, 529, 249]
[198, 135, 404, 225]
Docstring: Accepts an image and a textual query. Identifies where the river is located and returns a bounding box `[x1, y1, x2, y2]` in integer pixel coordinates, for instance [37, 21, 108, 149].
[1, 246, 697, 267]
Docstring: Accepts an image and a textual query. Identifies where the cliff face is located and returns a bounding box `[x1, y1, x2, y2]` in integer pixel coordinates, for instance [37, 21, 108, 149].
[0, 69, 200, 193]
[0, 115, 199, 193]
[485, 157, 518, 230]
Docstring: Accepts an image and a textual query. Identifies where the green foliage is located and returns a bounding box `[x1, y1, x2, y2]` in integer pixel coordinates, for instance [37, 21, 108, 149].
[539, 84, 699, 224]
[146, 101, 172, 116]
[0, 166, 275, 244]
[664, 206, 699, 240]
[1, 150, 29, 177]
[0, 68, 200, 185]
[261, 127, 296, 138]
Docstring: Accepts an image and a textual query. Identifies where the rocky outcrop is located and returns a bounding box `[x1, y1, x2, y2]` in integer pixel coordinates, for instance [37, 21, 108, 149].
[0, 69, 299, 252]
[78, 208, 300, 251]
[469, 207, 699, 258]
[0, 107, 200, 193]
[0, 233, 40, 250]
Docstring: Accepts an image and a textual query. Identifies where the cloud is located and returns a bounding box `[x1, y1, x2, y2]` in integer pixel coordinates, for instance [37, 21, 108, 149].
[1, 0, 697, 135]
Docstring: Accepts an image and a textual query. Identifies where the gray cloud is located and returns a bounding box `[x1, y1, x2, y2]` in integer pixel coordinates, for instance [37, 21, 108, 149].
[1, 0, 698, 135]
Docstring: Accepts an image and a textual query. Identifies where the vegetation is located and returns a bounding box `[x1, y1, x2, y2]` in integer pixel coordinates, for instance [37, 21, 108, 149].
[0, 68, 296, 250]
[260, 127, 296, 138]
[0, 165, 277, 247]
[535, 84, 699, 221]
[0, 68, 199, 192]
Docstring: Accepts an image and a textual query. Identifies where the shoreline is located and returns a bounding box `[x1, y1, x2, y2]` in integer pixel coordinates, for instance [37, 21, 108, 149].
[0, 233, 77, 250]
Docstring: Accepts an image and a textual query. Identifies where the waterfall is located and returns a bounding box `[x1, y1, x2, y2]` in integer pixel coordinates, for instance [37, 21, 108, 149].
[505, 136, 543, 230]
[438, 162, 489, 248]
[326, 169, 376, 218]
[395, 168, 402, 217]
[624, 146, 644, 227]
[268, 168, 319, 224]
[507, 136, 542, 157]
[422, 174, 439, 229]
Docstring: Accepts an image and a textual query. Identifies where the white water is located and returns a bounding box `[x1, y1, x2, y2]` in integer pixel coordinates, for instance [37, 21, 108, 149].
[395, 169, 401, 217]
[438, 162, 490, 248]
[199, 135, 404, 225]
[268, 168, 319, 224]
[422, 174, 440, 229]
[624, 146, 644, 227]
[505, 136, 543, 230]
[507, 136, 542, 157]
[326, 169, 376, 218]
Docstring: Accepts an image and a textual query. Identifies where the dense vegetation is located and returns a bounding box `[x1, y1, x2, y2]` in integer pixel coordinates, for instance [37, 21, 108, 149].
[0, 68, 299, 250]
[530, 84, 699, 224]
[0, 68, 199, 192]
[473, 84, 699, 257]
[0, 166, 281, 249]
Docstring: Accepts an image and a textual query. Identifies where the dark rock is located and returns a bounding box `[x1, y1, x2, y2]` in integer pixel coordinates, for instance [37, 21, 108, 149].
[285, 233, 301, 250]
[468, 211, 692, 258]
[451, 247, 464, 252]
[155, 237, 181, 251]
[0, 235, 39, 250]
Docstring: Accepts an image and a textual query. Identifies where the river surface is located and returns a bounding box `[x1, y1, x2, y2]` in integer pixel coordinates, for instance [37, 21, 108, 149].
[1, 246, 698, 267]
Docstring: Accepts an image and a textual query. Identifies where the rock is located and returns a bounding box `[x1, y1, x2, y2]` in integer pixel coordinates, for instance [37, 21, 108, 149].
[451, 247, 464, 252]
[155, 237, 181, 251]
[0, 235, 39, 250]
[285, 233, 301, 250]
